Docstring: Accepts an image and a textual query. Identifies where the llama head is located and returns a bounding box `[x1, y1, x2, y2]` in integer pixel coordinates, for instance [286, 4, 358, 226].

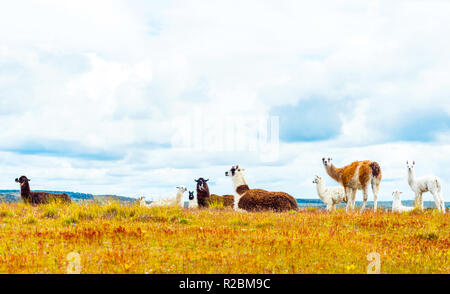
[194, 178, 209, 192]
[406, 160, 415, 170]
[392, 189, 402, 200]
[225, 165, 245, 177]
[312, 175, 323, 184]
[176, 186, 187, 193]
[188, 191, 195, 200]
[15, 175, 30, 186]
[322, 157, 332, 166]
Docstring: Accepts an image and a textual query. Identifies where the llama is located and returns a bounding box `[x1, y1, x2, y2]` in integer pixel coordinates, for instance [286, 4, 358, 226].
[149, 186, 186, 208]
[391, 189, 414, 213]
[312, 175, 347, 211]
[194, 178, 234, 208]
[15, 176, 71, 205]
[224, 165, 298, 212]
[188, 191, 198, 208]
[407, 161, 445, 213]
[322, 158, 382, 212]
[138, 196, 149, 207]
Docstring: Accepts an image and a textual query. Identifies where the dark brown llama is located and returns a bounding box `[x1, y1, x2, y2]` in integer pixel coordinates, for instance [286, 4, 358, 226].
[194, 178, 234, 208]
[15, 176, 72, 205]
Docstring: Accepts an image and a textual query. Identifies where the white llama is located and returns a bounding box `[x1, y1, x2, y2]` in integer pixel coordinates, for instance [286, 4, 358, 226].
[407, 161, 445, 213]
[312, 175, 347, 211]
[149, 186, 187, 208]
[188, 191, 198, 209]
[391, 190, 414, 213]
[138, 196, 148, 207]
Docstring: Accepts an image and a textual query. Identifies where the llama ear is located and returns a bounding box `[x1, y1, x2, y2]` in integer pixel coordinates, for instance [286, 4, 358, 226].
[413, 161, 415, 165]
[205, 179, 209, 182]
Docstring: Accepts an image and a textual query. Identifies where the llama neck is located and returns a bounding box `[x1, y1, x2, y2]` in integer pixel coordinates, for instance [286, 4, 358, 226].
[408, 169, 415, 187]
[232, 173, 248, 210]
[325, 164, 342, 183]
[392, 197, 401, 208]
[176, 190, 184, 205]
[20, 182, 32, 202]
[315, 181, 326, 201]
[232, 174, 248, 196]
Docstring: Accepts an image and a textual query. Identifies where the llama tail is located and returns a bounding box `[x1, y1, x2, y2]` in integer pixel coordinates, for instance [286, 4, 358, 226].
[369, 162, 381, 178]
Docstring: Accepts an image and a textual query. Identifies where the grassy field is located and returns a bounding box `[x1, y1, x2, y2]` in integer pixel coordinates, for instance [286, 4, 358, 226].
[0, 201, 448, 274]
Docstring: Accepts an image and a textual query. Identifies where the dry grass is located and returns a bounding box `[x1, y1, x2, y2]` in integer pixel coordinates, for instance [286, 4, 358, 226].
[0, 201, 448, 274]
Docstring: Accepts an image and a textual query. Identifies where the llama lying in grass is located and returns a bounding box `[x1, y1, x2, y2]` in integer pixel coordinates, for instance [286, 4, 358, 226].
[149, 186, 186, 208]
[322, 158, 382, 212]
[15, 176, 71, 205]
[312, 175, 347, 211]
[407, 161, 445, 213]
[391, 190, 414, 213]
[225, 165, 298, 212]
[188, 191, 198, 208]
[194, 178, 234, 208]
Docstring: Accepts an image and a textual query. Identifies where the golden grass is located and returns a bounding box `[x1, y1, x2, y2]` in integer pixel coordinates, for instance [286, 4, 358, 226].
[0, 201, 448, 274]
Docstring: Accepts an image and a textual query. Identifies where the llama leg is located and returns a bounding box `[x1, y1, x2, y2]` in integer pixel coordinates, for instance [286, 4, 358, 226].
[414, 193, 420, 209]
[345, 188, 351, 212]
[439, 193, 445, 213]
[415, 193, 423, 210]
[351, 189, 357, 211]
[372, 179, 379, 212]
[361, 186, 369, 212]
[430, 190, 442, 212]
[418, 193, 423, 210]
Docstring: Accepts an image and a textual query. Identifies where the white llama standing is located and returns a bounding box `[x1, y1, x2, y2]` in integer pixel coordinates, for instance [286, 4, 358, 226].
[312, 175, 347, 211]
[138, 196, 148, 207]
[188, 191, 198, 209]
[407, 161, 445, 213]
[391, 190, 414, 213]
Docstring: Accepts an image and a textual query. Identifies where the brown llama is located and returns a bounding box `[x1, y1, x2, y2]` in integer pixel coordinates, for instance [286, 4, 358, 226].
[15, 176, 72, 205]
[225, 165, 298, 212]
[194, 178, 234, 208]
[322, 158, 382, 212]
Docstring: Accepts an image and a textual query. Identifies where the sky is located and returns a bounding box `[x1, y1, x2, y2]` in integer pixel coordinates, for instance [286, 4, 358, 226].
[0, 0, 449, 202]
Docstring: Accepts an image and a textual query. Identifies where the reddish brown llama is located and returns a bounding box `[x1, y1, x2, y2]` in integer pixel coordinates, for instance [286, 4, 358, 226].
[322, 158, 381, 212]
